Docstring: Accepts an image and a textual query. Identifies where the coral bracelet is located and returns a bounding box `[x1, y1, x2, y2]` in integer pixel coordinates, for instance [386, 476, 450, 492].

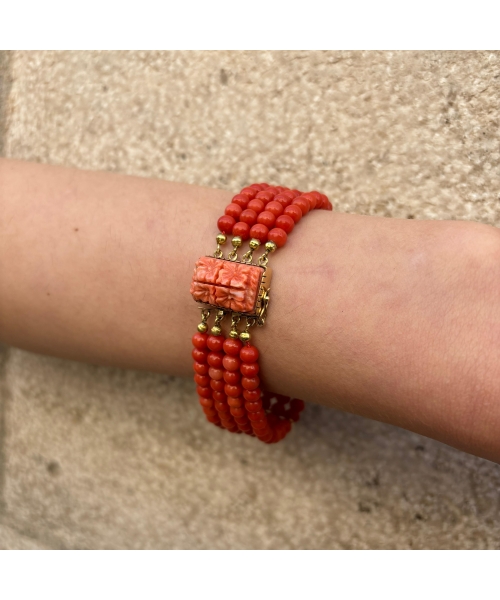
[190, 183, 332, 443]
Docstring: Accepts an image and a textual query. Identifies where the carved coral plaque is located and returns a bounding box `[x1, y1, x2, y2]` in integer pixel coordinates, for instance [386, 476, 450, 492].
[190, 257, 264, 313]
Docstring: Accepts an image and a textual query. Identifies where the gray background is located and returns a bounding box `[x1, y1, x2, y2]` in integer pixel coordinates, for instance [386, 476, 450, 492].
[0, 51, 499, 549]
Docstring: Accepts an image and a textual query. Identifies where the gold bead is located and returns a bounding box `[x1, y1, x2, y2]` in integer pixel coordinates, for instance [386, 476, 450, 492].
[265, 241, 277, 253]
[239, 331, 251, 343]
[231, 236, 242, 248]
[229, 330, 239, 339]
[211, 325, 222, 336]
[197, 322, 208, 333]
[249, 238, 261, 250]
[216, 233, 227, 245]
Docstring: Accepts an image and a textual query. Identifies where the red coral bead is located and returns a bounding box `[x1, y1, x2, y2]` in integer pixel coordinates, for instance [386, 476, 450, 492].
[249, 224, 269, 243]
[210, 378, 225, 392]
[292, 197, 309, 216]
[232, 194, 250, 208]
[223, 338, 243, 356]
[227, 397, 243, 408]
[212, 390, 226, 402]
[283, 204, 303, 223]
[224, 383, 242, 398]
[256, 190, 275, 202]
[194, 374, 210, 387]
[199, 397, 213, 408]
[243, 388, 261, 402]
[215, 400, 230, 412]
[268, 228, 287, 248]
[275, 214, 294, 234]
[250, 184, 265, 192]
[242, 376, 260, 390]
[265, 201, 284, 217]
[239, 187, 257, 200]
[207, 335, 224, 352]
[222, 355, 240, 371]
[192, 348, 209, 363]
[239, 209, 258, 226]
[240, 362, 259, 377]
[208, 367, 224, 380]
[223, 370, 240, 384]
[273, 193, 293, 208]
[193, 362, 209, 375]
[225, 203, 243, 219]
[230, 407, 246, 418]
[206, 413, 220, 424]
[203, 406, 218, 417]
[192, 332, 208, 349]
[301, 193, 317, 210]
[240, 345, 259, 363]
[197, 386, 212, 398]
[232, 221, 250, 240]
[247, 199, 265, 213]
[251, 418, 268, 429]
[207, 352, 223, 368]
[256, 210, 276, 228]
[217, 215, 236, 234]
[245, 400, 263, 412]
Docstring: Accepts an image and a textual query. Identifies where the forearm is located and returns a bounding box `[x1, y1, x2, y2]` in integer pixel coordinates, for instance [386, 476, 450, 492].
[1, 158, 500, 461]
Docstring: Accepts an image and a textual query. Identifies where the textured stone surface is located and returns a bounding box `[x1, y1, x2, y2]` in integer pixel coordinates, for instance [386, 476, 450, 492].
[1, 51, 500, 549]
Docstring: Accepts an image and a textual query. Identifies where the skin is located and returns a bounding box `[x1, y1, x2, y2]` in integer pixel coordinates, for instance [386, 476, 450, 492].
[1, 158, 500, 461]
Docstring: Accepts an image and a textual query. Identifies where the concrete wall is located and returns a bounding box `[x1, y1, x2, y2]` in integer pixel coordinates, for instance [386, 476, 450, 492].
[0, 51, 499, 549]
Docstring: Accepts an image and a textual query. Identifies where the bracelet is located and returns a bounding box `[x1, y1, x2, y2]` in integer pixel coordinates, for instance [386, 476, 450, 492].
[190, 183, 332, 443]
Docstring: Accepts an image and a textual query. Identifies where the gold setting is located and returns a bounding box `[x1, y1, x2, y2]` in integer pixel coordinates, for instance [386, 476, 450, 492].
[196, 234, 277, 337]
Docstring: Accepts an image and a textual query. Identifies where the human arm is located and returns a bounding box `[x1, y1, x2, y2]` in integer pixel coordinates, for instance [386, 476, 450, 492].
[1, 158, 500, 461]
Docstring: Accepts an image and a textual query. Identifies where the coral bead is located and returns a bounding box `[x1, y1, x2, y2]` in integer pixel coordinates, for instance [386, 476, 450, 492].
[256, 210, 276, 228]
[224, 384, 242, 398]
[197, 386, 212, 398]
[275, 214, 294, 234]
[240, 345, 259, 363]
[207, 352, 223, 368]
[232, 194, 250, 208]
[248, 410, 266, 421]
[223, 338, 243, 356]
[268, 228, 287, 248]
[212, 390, 226, 402]
[208, 367, 224, 380]
[223, 370, 240, 384]
[225, 203, 243, 219]
[192, 332, 208, 349]
[207, 335, 224, 352]
[247, 199, 265, 213]
[240, 362, 259, 377]
[245, 400, 263, 412]
[273, 194, 292, 208]
[199, 396, 213, 408]
[249, 224, 269, 243]
[301, 193, 317, 210]
[251, 418, 268, 430]
[193, 362, 209, 375]
[243, 388, 261, 402]
[240, 209, 258, 226]
[284, 204, 303, 223]
[203, 406, 218, 417]
[265, 201, 284, 217]
[218, 215, 236, 234]
[215, 400, 230, 412]
[222, 355, 240, 371]
[256, 190, 275, 202]
[242, 376, 260, 391]
[206, 413, 220, 424]
[230, 407, 246, 418]
[194, 374, 210, 387]
[239, 187, 257, 200]
[192, 348, 209, 363]
[210, 378, 225, 392]
[292, 197, 309, 216]
[227, 397, 243, 408]
[232, 221, 250, 240]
